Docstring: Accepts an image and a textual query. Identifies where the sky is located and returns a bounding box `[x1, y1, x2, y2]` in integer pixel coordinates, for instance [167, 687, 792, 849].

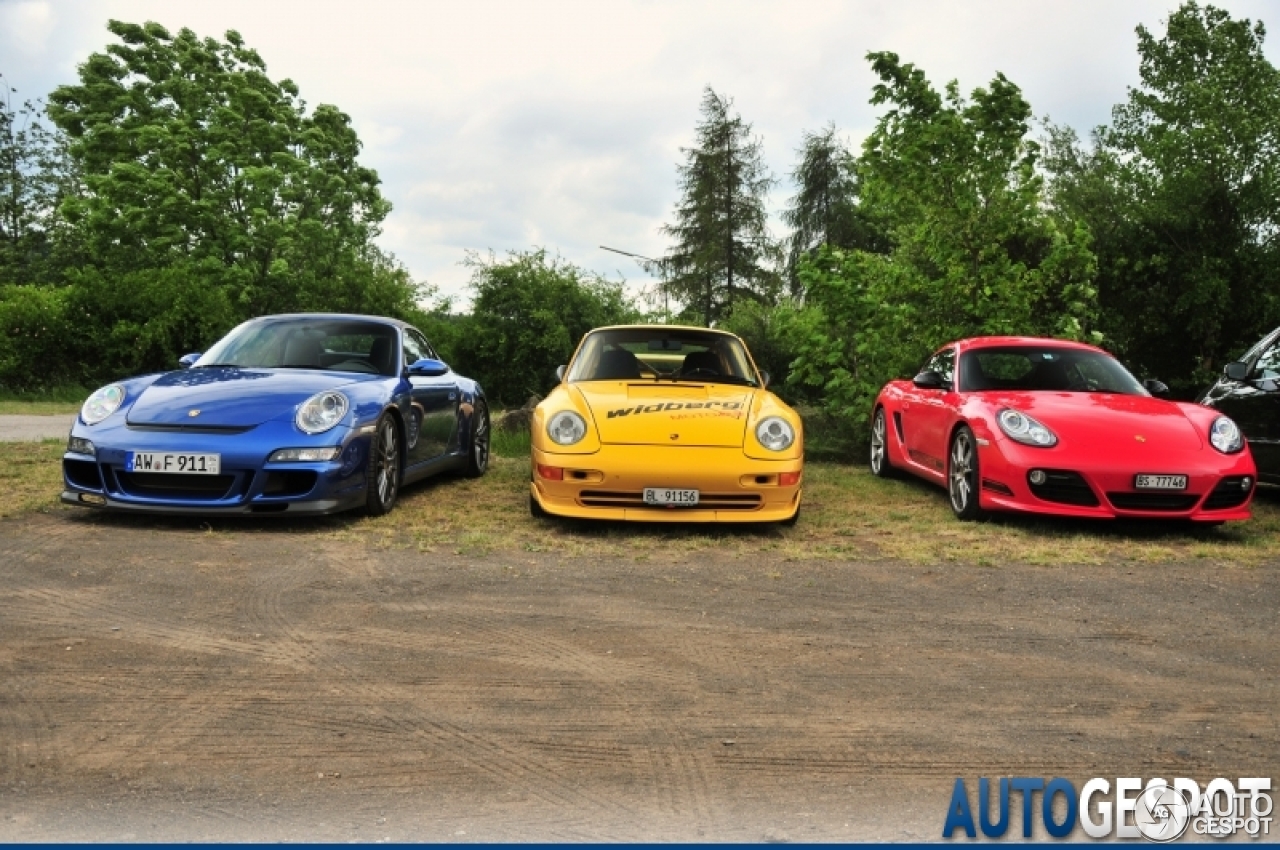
[3, 0, 1280, 306]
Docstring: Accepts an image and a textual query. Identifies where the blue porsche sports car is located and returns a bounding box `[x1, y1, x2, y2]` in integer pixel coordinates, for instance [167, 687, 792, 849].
[61, 313, 489, 516]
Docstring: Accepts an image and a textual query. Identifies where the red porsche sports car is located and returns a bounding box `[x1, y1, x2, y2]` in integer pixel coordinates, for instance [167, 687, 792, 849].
[870, 337, 1257, 522]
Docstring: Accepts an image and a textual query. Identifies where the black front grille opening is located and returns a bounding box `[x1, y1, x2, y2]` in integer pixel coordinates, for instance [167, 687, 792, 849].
[261, 470, 318, 498]
[116, 471, 236, 500]
[250, 503, 289, 513]
[64, 459, 103, 490]
[1202, 476, 1254, 511]
[1107, 492, 1200, 512]
[1027, 470, 1100, 507]
[578, 490, 763, 510]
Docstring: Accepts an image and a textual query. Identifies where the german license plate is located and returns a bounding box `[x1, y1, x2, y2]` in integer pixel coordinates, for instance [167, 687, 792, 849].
[643, 487, 699, 506]
[1134, 474, 1187, 490]
[125, 451, 221, 475]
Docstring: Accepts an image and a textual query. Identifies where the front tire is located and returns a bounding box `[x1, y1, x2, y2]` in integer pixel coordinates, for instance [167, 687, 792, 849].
[463, 401, 490, 478]
[364, 414, 401, 516]
[947, 425, 985, 521]
[870, 407, 897, 478]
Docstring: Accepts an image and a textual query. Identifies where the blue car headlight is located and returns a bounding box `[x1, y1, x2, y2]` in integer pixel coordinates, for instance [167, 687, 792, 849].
[296, 391, 349, 435]
[81, 384, 125, 425]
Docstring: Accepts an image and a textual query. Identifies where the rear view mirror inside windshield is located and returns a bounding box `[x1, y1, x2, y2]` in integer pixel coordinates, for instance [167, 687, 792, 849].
[648, 339, 683, 351]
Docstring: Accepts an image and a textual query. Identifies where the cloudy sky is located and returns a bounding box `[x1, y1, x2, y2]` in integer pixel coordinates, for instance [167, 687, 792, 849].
[3, 0, 1279, 304]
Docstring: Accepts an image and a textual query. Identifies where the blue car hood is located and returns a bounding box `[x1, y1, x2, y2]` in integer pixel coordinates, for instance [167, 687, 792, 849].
[126, 368, 380, 428]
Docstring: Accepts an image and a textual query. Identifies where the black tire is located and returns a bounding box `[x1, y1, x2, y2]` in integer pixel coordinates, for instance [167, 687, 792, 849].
[870, 407, 898, 478]
[529, 493, 549, 519]
[463, 401, 490, 478]
[364, 414, 401, 516]
[947, 424, 985, 521]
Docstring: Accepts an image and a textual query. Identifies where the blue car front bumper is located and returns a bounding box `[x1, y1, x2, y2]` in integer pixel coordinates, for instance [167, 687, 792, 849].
[61, 417, 375, 516]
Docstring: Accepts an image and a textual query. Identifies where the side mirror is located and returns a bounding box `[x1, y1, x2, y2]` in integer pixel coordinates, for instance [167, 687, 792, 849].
[758, 369, 771, 389]
[555, 365, 566, 383]
[1224, 361, 1250, 382]
[1143, 378, 1170, 396]
[178, 352, 202, 369]
[912, 370, 948, 391]
[407, 357, 449, 378]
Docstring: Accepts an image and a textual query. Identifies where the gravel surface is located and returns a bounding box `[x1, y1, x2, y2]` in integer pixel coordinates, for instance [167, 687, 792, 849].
[0, 415, 73, 443]
[0, 510, 1275, 841]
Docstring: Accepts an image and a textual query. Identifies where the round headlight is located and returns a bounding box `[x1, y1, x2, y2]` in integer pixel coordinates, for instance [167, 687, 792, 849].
[81, 384, 125, 425]
[997, 408, 1057, 447]
[296, 391, 349, 435]
[547, 411, 587, 446]
[1209, 416, 1244, 454]
[755, 416, 795, 452]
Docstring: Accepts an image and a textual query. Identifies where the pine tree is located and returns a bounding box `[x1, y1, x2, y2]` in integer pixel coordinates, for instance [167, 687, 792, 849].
[782, 124, 883, 293]
[660, 87, 778, 325]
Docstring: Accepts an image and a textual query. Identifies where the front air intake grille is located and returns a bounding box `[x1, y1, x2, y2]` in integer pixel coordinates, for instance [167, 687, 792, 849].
[126, 424, 255, 435]
[1201, 476, 1254, 511]
[262, 471, 318, 498]
[1028, 470, 1099, 507]
[64, 459, 104, 490]
[578, 490, 763, 510]
[1107, 492, 1199, 512]
[115, 471, 236, 500]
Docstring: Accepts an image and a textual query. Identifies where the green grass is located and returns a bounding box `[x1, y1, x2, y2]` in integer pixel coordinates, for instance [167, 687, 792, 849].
[0, 384, 88, 415]
[8, 425, 1278, 566]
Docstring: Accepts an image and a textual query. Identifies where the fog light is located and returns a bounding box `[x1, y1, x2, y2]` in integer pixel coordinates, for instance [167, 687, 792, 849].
[268, 447, 342, 462]
[67, 436, 95, 456]
[1241, 476, 1253, 490]
[1029, 469, 1047, 485]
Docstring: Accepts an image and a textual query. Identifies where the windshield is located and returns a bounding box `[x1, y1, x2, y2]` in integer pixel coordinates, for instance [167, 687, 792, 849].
[195, 318, 400, 376]
[567, 328, 759, 387]
[959, 346, 1147, 395]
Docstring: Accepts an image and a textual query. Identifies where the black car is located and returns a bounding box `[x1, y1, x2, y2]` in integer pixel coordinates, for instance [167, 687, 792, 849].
[1199, 326, 1280, 484]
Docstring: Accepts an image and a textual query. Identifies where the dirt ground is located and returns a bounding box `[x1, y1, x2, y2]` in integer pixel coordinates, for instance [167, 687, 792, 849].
[0, 507, 1275, 842]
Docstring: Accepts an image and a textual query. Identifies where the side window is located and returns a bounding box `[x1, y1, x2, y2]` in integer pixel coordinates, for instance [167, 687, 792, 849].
[401, 330, 426, 370]
[1253, 341, 1280, 380]
[924, 348, 955, 386]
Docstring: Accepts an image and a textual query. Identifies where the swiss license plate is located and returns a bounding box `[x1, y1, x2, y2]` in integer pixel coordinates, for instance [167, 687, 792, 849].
[1134, 474, 1187, 490]
[643, 487, 699, 506]
[126, 451, 221, 475]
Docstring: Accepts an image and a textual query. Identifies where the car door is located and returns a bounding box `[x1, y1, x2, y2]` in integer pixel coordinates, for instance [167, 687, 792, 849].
[403, 328, 458, 468]
[904, 346, 957, 477]
[1209, 330, 1280, 482]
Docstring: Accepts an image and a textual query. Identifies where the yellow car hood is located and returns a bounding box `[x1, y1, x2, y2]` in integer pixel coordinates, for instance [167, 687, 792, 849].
[575, 382, 754, 447]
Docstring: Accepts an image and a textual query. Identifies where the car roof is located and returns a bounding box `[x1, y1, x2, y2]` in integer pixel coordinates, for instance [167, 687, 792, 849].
[245, 312, 411, 329]
[586, 324, 741, 337]
[952, 336, 1109, 355]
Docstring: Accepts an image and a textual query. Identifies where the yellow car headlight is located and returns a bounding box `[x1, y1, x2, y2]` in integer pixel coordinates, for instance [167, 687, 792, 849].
[547, 411, 587, 446]
[755, 416, 795, 451]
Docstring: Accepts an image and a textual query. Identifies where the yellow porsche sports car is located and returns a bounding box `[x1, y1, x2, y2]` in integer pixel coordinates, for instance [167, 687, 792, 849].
[529, 325, 803, 523]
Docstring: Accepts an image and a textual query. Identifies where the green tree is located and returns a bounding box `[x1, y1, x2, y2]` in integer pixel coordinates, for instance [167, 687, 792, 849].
[453, 249, 638, 405]
[1046, 2, 1280, 393]
[45, 20, 398, 317]
[790, 53, 1098, 435]
[660, 87, 779, 325]
[781, 124, 883, 293]
[0, 86, 79, 285]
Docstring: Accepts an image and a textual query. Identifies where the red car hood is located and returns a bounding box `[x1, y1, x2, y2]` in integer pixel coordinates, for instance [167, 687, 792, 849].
[126, 368, 377, 428]
[978, 392, 1205, 452]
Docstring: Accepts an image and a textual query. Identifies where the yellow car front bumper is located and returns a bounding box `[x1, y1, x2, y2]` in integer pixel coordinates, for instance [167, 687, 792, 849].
[530, 444, 802, 522]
